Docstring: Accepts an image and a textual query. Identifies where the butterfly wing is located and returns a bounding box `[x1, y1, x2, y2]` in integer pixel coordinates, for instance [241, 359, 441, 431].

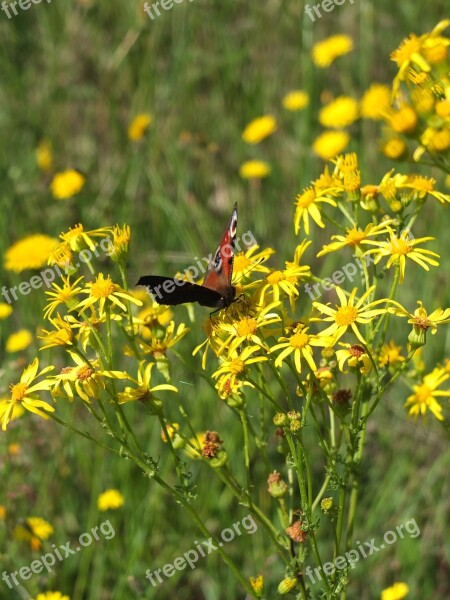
[137, 275, 223, 307]
[202, 202, 237, 305]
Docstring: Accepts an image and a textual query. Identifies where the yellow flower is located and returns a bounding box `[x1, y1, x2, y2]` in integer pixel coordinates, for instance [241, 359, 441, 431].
[319, 96, 359, 128]
[259, 262, 310, 307]
[312, 34, 353, 68]
[312, 286, 387, 345]
[4, 234, 58, 273]
[317, 221, 393, 257]
[0, 398, 25, 424]
[128, 113, 153, 141]
[399, 175, 450, 205]
[116, 361, 177, 404]
[239, 160, 271, 179]
[0, 303, 13, 319]
[15, 517, 54, 551]
[38, 315, 74, 350]
[381, 582, 409, 600]
[360, 84, 391, 120]
[33, 592, 70, 600]
[335, 343, 371, 374]
[97, 489, 124, 511]
[0, 505, 6, 520]
[137, 321, 189, 358]
[378, 341, 405, 368]
[44, 276, 84, 319]
[389, 105, 417, 134]
[108, 224, 131, 262]
[6, 329, 33, 353]
[406, 367, 449, 421]
[381, 137, 407, 160]
[271, 325, 332, 373]
[1, 359, 54, 430]
[59, 223, 112, 252]
[232, 245, 274, 279]
[363, 227, 439, 284]
[294, 186, 337, 235]
[48, 242, 74, 271]
[36, 139, 53, 172]
[51, 169, 85, 200]
[282, 90, 309, 111]
[250, 575, 264, 595]
[313, 131, 350, 160]
[75, 273, 142, 316]
[242, 115, 277, 144]
[388, 301, 450, 335]
[212, 345, 268, 387]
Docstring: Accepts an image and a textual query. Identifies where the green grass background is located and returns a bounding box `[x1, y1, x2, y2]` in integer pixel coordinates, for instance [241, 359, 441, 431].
[0, 1, 449, 599]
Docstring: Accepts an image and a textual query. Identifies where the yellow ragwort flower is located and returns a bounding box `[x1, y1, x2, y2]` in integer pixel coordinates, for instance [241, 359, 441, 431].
[33, 593, 70, 600]
[242, 115, 277, 144]
[128, 113, 153, 141]
[388, 301, 450, 335]
[75, 273, 142, 316]
[51, 169, 85, 200]
[282, 90, 309, 111]
[271, 324, 332, 373]
[239, 160, 271, 179]
[212, 345, 268, 388]
[116, 361, 177, 404]
[381, 137, 408, 160]
[250, 574, 264, 596]
[319, 96, 359, 128]
[312, 34, 353, 68]
[360, 84, 391, 120]
[0, 398, 25, 424]
[38, 315, 74, 350]
[36, 139, 53, 172]
[313, 131, 350, 160]
[15, 517, 54, 552]
[378, 341, 405, 368]
[4, 234, 58, 273]
[312, 286, 387, 345]
[6, 329, 33, 353]
[317, 221, 393, 257]
[0, 303, 13, 319]
[405, 367, 449, 421]
[98, 489, 124, 511]
[1, 359, 54, 430]
[294, 186, 337, 235]
[363, 227, 439, 284]
[59, 223, 112, 252]
[44, 276, 84, 319]
[381, 582, 409, 600]
[335, 343, 371, 375]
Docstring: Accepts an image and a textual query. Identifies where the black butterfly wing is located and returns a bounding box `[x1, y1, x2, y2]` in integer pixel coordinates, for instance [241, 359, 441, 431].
[137, 275, 223, 307]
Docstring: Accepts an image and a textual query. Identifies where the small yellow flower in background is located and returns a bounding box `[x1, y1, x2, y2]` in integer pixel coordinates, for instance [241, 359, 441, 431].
[405, 367, 449, 421]
[336, 343, 371, 375]
[400, 175, 450, 205]
[6, 329, 33, 353]
[137, 321, 189, 359]
[239, 160, 271, 179]
[1, 358, 54, 431]
[38, 315, 74, 350]
[108, 224, 131, 262]
[389, 105, 417, 134]
[250, 574, 264, 596]
[319, 96, 359, 128]
[278, 576, 297, 594]
[161, 422, 179, 442]
[51, 169, 85, 200]
[242, 115, 277, 144]
[388, 301, 450, 335]
[379, 341, 405, 368]
[312, 34, 353, 68]
[76, 273, 142, 316]
[360, 84, 391, 120]
[0, 303, 13, 319]
[0, 398, 25, 424]
[313, 130, 350, 160]
[282, 90, 309, 111]
[98, 489, 124, 511]
[59, 223, 112, 252]
[381, 582, 409, 600]
[0, 505, 6, 520]
[33, 592, 70, 600]
[294, 186, 337, 235]
[36, 139, 53, 172]
[381, 137, 407, 160]
[312, 286, 387, 345]
[8, 443, 21, 455]
[15, 517, 54, 551]
[363, 227, 439, 284]
[4, 234, 58, 273]
[128, 113, 153, 141]
[212, 345, 268, 389]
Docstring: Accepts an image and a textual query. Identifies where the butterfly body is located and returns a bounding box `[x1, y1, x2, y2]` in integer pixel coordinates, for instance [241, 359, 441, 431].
[137, 204, 237, 309]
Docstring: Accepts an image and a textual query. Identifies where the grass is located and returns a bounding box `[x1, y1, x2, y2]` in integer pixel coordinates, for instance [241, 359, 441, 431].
[0, 1, 449, 599]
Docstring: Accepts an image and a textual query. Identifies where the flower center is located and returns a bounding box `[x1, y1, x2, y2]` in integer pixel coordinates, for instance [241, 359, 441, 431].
[349, 344, 365, 357]
[415, 384, 431, 403]
[296, 188, 315, 208]
[77, 366, 93, 381]
[233, 254, 251, 273]
[90, 275, 115, 298]
[290, 332, 309, 349]
[10, 382, 27, 402]
[229, 359, 245, 375]
[267, 270, 285, 284]
[236, 318, 257, 337]
[335, 306, 358, 326]
[345, 229, 366, 246]
[390, 237, 411, 255]
[413, 316, 431, 331]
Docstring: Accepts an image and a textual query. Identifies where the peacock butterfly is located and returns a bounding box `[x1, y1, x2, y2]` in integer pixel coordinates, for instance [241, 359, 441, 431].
[137, 203, 237, 309]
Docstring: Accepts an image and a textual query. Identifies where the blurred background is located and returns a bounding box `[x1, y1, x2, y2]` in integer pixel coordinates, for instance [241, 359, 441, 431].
[0, 1, 449, 599]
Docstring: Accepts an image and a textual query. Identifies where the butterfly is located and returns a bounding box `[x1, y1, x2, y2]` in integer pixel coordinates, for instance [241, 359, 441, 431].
[137, 203, 238, 309]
